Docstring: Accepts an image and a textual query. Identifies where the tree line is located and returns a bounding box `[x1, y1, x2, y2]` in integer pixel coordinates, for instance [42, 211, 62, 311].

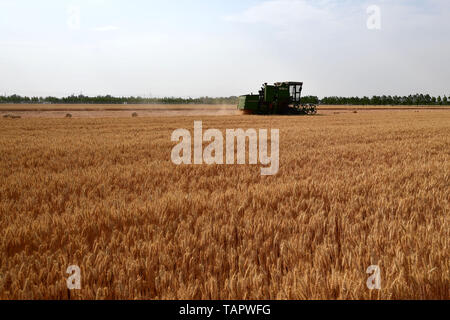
[301, 94, 449, 105]
[0, 93, 448, 105]
[319, 94, 449, 105]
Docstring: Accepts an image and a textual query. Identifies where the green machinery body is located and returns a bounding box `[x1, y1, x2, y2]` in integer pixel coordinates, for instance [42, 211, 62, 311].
[238, 82, 316, 115]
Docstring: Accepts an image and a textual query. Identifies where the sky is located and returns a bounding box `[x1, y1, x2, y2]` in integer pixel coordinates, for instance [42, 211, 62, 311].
[0, 0, 449, 98]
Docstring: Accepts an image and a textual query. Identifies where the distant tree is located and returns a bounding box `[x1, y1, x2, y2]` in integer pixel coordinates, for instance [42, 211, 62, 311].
[302, 96, 319, 104]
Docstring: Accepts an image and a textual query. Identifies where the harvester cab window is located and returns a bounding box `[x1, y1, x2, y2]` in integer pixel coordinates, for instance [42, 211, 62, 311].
[289, 86, 295, 97]
[290, 85, 302, 103]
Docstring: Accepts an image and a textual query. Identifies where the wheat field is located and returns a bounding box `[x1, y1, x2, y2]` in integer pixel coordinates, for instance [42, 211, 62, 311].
[0, 109, 449, 299]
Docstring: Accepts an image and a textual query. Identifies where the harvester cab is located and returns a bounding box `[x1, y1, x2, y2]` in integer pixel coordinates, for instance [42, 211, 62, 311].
[238, 82, 317, 115]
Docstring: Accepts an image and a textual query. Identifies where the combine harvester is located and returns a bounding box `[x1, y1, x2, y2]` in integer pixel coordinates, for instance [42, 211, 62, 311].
[238, 82, 317, 115]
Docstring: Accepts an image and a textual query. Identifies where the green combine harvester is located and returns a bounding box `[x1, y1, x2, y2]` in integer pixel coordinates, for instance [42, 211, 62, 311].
[238, 82, 317, 115]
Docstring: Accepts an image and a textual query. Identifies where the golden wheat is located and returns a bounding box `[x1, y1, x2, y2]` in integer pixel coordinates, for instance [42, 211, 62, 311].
[0, 110, 449, 299]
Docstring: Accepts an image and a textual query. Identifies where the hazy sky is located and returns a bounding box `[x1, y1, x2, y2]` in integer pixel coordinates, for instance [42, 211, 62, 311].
[0, 0, 449, 97]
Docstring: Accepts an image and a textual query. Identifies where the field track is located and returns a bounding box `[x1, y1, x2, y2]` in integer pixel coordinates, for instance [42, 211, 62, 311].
[0, 104, 449, 118]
